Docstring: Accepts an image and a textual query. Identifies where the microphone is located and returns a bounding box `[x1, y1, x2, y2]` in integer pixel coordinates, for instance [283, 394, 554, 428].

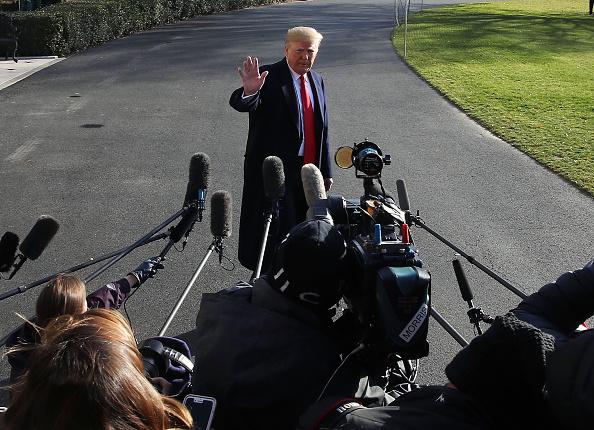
[20, 216, 60, 260]
[169, 206, 199, 244]
[9, 216, 60, 279]
[453, 258, 474, 303]
[0, 232, 19, 272]
[396, 179, 410, 212]
[301, 163, 332, 223]
[262, 156, 285, 216]
[253, 157, 285, 279]
[162, 154, 210, 254]
[452, 258, 491, 334]
[211, 190, 232, 239]
[158, 190, 233, 336]
[184, 153, 210, 220]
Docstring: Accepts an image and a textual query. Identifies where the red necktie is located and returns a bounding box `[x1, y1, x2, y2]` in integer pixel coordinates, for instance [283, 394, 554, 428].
[300, 75, 317, 165]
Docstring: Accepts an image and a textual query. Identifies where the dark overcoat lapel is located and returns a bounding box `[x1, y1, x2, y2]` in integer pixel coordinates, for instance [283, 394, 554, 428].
[280, 63, 301, 145]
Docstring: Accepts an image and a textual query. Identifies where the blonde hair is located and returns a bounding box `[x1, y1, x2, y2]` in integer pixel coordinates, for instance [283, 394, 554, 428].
[5, 309, 192, 430]
[285, 26, 323, 46]
[36, 274, 87, 327]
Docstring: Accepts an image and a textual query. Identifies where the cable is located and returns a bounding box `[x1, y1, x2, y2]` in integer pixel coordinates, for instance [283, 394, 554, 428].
[316, 343, 366, 402]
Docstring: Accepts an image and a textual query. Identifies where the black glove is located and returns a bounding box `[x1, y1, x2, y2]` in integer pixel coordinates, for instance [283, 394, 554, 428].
[129, 256, 164, 286]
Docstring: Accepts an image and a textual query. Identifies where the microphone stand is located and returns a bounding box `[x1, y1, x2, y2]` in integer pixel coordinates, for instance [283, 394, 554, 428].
[410, 214, 528, 300]
[0, 232, 168, 303]
[158, 237, 224, 336]
[395, 180, 526, 300]
[430, 306, 469, 347]
[253, 201, 278, 280]
[84, 206, 190, 283]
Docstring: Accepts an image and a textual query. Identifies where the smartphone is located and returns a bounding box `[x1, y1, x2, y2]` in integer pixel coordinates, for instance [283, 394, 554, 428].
[182, 394, 216, 430]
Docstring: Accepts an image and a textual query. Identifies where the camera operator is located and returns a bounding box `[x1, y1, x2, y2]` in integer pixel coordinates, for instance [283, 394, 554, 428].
[5, 256, 163, 383]
[189, 219, 350, 430]
[299, 259, 594, 430]
[2, 308, 192, 430]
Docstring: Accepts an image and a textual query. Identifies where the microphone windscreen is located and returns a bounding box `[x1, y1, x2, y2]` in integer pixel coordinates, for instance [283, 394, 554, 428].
[189, 153, 210, 190]
[184, 181, 199, 206]
[169, 207, 199, 243]
[262, 156, 285, 200]
[396, 179, 410, 211]
[19, 216, 60, 260]
[301, 163, 326, 208]
[211, 191, 232, 238]
[0, 231, 19, 272]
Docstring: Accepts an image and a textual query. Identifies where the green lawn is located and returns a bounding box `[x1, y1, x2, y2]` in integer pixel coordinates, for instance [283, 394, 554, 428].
[393, 0, 594, 195]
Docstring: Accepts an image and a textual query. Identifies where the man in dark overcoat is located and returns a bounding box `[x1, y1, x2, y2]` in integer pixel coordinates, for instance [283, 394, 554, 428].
[229, 26, 333, 272]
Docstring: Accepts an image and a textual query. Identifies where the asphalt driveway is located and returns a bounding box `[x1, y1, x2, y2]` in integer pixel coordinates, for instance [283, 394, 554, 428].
[1, 0, 592, 387]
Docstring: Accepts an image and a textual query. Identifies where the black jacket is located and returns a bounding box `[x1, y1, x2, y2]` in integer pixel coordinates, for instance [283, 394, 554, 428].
[299, 386, 495, 430]
[190, 280, 342, 430]
[229, 59, 332, 270]
[512, 259, 594, 343]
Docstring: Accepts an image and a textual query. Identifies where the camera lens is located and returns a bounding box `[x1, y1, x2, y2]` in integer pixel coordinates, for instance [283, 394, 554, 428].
[355, 148, 383, 177]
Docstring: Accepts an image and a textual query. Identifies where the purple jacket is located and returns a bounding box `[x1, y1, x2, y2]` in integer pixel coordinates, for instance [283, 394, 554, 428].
[86, 277, 133, 309]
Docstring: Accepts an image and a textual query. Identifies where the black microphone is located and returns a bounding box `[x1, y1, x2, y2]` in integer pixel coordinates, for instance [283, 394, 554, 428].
[163, 154, 210, 253]
[184, 153, 210, 220]
[20, 216, 60, 260]
[262, 156, 285, 217]
[0, 232, 19, 272]
[169, 206, 199, 244]
[9, 216, 60, 279]
[158, 190, 233, 336]
[453, 258, 473, 302]
[452, 258, 489, 334]
[396, 179, 410, 212]
[211, 190, 232, 239]
[253, 157, 284, 279]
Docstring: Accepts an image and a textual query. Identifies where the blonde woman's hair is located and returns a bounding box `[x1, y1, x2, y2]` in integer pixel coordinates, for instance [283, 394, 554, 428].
[5, 308, 192, 430]
[286, 26, 323, 46]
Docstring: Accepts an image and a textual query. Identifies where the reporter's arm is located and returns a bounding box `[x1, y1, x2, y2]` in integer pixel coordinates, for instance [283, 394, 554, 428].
[86, 257, 163, 309]
[86, 276, 133, 310]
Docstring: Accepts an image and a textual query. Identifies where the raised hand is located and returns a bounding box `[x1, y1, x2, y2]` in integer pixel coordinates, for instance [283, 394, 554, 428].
[238, 56, 269, 96]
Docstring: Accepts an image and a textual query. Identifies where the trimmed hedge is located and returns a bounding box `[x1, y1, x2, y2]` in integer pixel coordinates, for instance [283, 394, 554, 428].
[9, 0, 283, 56]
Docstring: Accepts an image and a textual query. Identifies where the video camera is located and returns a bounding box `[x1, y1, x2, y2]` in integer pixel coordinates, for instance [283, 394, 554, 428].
[326, 140, 431, 360]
